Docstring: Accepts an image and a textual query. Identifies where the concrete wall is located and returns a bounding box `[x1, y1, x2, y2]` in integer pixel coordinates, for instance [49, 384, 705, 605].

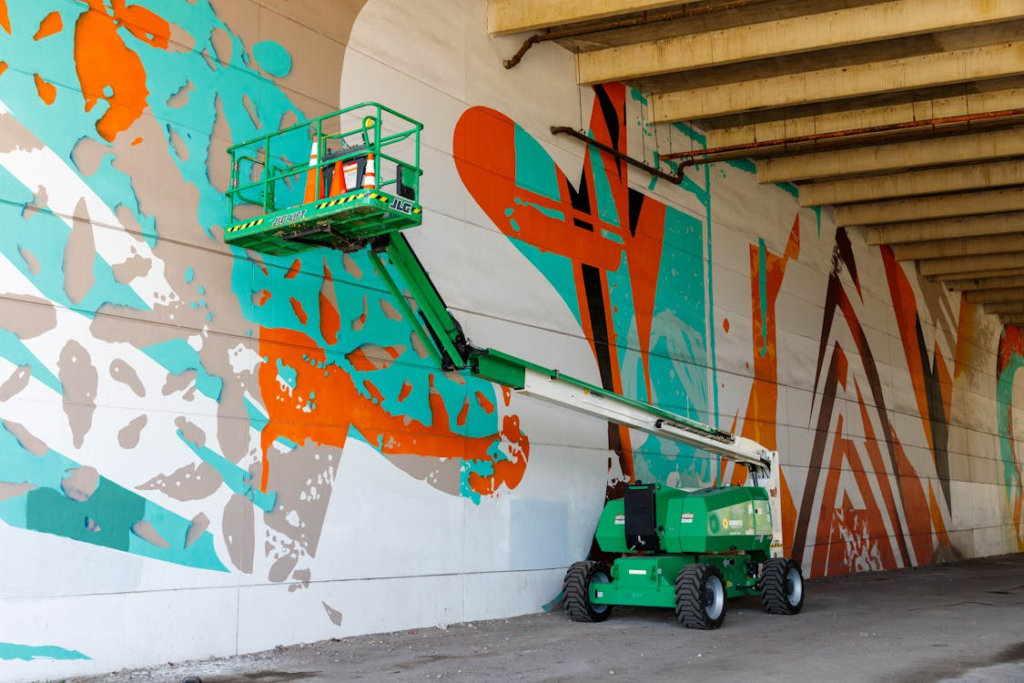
[0, 0, 1020, 680]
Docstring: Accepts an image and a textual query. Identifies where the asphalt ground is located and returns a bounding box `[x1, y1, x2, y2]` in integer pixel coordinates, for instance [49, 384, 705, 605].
[68, 553, 1024, 683]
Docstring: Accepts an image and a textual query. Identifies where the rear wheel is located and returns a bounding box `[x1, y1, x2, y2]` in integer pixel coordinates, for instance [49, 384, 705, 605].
[563, 561, 613, 622]
[675, 563, 726, 630]
[760, 557, 804, 615]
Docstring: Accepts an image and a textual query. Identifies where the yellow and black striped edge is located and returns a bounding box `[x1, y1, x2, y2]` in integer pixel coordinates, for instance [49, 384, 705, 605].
[226, 218, 264, 233]
[316, 192, 391, 210]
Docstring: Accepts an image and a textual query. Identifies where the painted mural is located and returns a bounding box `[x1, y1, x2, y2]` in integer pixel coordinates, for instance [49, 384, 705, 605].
[0, 0, 1020, 679]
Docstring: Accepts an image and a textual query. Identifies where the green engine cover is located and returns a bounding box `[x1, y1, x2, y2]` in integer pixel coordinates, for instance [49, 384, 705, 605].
[594, 485, 773, 556]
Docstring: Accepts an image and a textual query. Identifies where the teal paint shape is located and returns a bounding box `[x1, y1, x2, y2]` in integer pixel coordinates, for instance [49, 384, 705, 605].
[460, 458, 495, 504]
[996, 347, 1024, 510]
[813, 205, 823, 238]
[0, 422, 227, 571]
[513, 196, 565, 221]
[630, 89, 649, 106]
[726, 158, 757, 174]
[184, 267, 195, 284]
[0, 329, 62, 394]
[776, 181, 799, 199]
[143, 339, 223, 401]
[244, 396, 270, 433]
[275, 358, 298, 391]
[587, 143, 620, 227]
[0, 642, 89, 661]
[253, 41, 293, 78]
[511, 241, 581, 326]
[513, 125, 561, 201]
[177, 429, 277, 513]
[130, 500, 226, 570]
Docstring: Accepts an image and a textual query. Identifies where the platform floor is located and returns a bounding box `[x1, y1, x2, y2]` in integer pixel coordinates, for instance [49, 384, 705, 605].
[70, 553, 1024, 683]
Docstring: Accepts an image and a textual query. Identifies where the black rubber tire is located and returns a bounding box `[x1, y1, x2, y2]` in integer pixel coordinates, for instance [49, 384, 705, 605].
[674, 563, 727, 630]
[760, 557, 804, 615]
[563, 561, 613, 622]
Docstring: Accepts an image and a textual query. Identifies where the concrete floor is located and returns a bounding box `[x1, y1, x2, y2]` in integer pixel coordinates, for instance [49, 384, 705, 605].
[69, 554, 1024, 683]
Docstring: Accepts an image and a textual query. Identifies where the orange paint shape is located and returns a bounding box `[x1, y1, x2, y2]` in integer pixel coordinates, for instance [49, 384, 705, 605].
[34, 74, 56, 105]
[722, 317, 730, 333]
[346, 344, 401, 372]
[456, 399, 470, 427]
[289, 297, 307, 325]
[73, 0, 170, 141]
[398, 381, 413, 403]
[319, 263, 340, 345]
[257, 327, 530, 497]
[475, 391, 495, 414]
[0, 62, 7, 77]
[0, 0, 9, 35]
[34, 11, 62, 40]
[131, 137, 143, 146]
[284, 259, 302, 279]
[254, 289, 272, 306]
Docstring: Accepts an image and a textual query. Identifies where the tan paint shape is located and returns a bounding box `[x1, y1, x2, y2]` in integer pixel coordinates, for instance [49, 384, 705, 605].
[21, 184, 48, 220]
[0, 294, 56, 339]
[131, 520, 171, 549]
[137, 461, 222, 501]
[223, 492, 254, 573]
[0, 366, 31, 402]
[61, 466, 99, 502]
[112, 253, 152, 285]
[58, 340, 98, 448]
[263, 441, 342, 559]
[185, 512, 210, 549]
[174, 416, 206, 448]
[70, 136, 106, 177]
[379, 299, 403, 321]
[3, 419, 48, 455]
[163, 369, 198, 400]
[0, 482, 37, 502]
[342, 253, 362, 280]
[0, 111, 45, 154]
[167, 80, 193, 109]
[18, 247, 40, 275]
[109, 358, 146, 397]
[322, 601, 343, 626]
[64, 198, 97, 305]
[384, 453, 461, 496]
[117, 414, 147, 449]
[288, 567, 311, 593]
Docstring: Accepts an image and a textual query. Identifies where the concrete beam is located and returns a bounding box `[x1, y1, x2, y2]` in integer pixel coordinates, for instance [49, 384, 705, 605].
[652, 41, 1024, 122]
[487, 0, 693, 34]
[799, 160, 1024, 207]
[921, 253, 1024, 278]
[948, 275, 1024, 292]
[984, 301, 1024, 314]
[760, 128, 1024, 184]
[1000, 313, 1024, 324]
[706, 88, 1024, 148]
[933, 266, 1024, 283]
[579, 0, 1024, 85]
[866, 212, 1024, 245]
[837, 188, 1024, 227]
[892, 235, 1024, 261]
[965, 288, 1024, 304]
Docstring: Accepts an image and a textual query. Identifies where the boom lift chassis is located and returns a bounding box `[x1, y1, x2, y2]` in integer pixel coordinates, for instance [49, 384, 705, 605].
[225, 103, 804, 630]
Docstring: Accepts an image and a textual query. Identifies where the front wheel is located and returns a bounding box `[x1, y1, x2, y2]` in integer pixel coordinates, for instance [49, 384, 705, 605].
[760, 557, 804, 615]
[675, 563, 726, 630]
[563, 561, 613, 622]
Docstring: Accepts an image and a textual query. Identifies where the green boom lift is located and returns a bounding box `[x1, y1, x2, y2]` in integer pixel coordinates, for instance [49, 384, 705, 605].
[224, 103, 805, 630]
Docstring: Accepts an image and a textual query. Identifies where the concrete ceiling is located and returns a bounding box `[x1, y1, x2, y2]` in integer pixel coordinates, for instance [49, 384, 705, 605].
[488, 0, 1024, 324]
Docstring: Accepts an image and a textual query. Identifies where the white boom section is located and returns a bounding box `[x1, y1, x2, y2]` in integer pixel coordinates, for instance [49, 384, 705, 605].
[519, 368, 775, 470]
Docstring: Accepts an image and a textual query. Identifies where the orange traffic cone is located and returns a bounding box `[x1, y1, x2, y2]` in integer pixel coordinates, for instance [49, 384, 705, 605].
[303, 135, 321, 203]
[362, 153, 376, 190]
[328, 158, 346, 196]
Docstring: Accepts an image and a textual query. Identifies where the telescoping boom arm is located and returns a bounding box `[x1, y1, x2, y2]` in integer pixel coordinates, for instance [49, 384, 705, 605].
[368, 233, 776, 478]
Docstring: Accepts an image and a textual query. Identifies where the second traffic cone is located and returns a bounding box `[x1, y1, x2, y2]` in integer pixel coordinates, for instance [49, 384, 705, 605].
[362, 153, 376, 190]
[303, 134, 321, 203]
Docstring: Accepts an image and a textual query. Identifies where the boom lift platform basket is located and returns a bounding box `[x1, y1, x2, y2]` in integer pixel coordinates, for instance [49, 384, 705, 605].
[225, 102, 423, 256]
